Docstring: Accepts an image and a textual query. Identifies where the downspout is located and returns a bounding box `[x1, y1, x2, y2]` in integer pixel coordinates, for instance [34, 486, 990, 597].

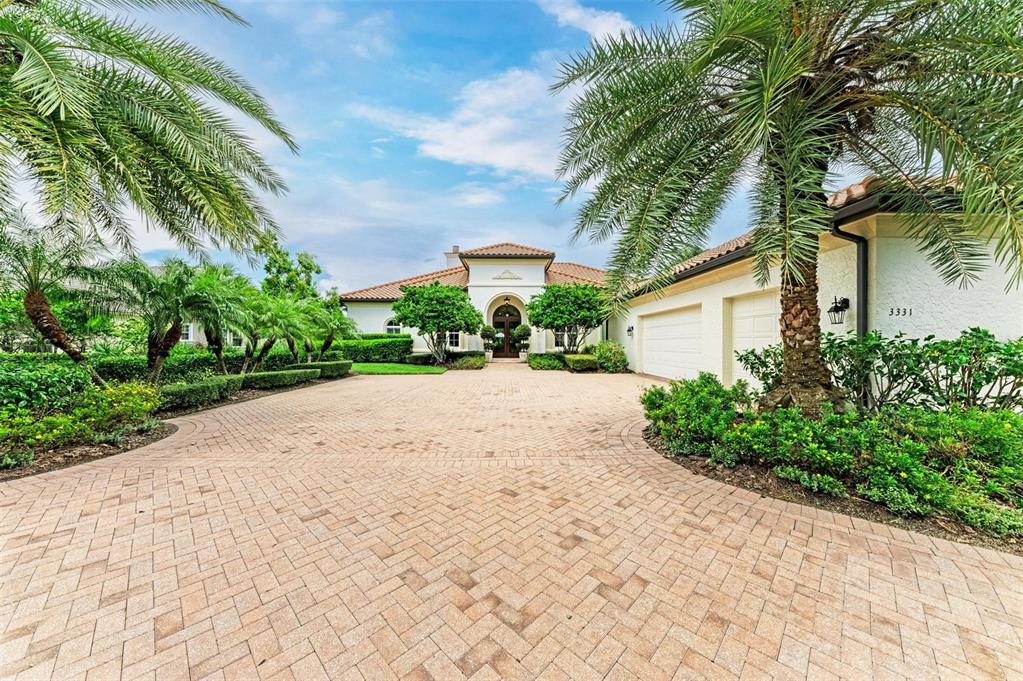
[829, 221, 868, 337]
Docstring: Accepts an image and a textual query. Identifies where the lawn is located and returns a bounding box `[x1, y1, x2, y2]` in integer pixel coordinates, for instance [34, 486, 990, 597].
[352, 363, 446, 375]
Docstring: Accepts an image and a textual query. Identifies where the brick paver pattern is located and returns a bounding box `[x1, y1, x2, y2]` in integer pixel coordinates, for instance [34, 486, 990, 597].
[2, 365, 1022, 680]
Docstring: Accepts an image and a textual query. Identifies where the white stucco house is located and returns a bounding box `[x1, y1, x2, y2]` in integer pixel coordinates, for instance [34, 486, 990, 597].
[340, 178, 1023, 379]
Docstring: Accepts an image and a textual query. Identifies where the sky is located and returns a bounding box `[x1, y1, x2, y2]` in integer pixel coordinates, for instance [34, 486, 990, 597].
[137, 0, 756, 292]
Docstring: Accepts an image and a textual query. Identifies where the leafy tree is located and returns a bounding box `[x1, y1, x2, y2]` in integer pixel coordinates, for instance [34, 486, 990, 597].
[0, 0, 295, 253]
[257, 241, 322, 300]
[189, 264, 250, 374]
[556, 0, 1023, 413]
[392, 282, 483, 363]
[525, 284, 606, 353]
[0, 211, 108, 382]
[246, 295, 313, 372]
[308, 297, 358, 360]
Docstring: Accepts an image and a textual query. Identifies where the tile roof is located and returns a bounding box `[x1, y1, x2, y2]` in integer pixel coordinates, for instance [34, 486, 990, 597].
[339, 266, 468, 301]
[546, 262, 606, 285]
[460, 242, 554, 257]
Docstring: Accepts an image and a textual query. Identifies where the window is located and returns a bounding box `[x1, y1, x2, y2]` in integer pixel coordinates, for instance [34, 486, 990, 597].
[447, 331, 460, 348]
[227, 331, 243, 347]
[553, 330, 565, 349]
[180, 323, 192, 342]
[385, 319, 401, 334]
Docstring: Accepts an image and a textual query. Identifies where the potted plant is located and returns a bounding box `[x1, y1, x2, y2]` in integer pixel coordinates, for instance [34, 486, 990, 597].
[512, 324, 532, 361]
[480, 325, 497, 362]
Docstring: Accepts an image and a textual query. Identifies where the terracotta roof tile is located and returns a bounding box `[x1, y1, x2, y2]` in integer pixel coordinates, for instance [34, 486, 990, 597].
[339, 266, 468, 302]
[546, 262, 606, 285]
[460, 242, 554, 257]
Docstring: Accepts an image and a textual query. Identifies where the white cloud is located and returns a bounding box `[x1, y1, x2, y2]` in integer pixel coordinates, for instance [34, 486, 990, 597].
[451, 183, 505, 207]
[261, 3, 393, 59]
[536, 0, 634, 40]
[350, 66, 566, 179]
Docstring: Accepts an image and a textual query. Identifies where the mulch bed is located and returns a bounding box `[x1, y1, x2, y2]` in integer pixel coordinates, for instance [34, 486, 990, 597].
[644, 427, 1022, 556]
[0, 423, 177, 483]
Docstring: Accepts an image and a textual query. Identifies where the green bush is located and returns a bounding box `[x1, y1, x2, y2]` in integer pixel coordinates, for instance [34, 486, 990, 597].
[160, 375, 243, 411]
[594, 340, 628, 373]
[92, 353, 149, 381]
[449, 355, 485, 370]
[0, 360, 91, 412]
[564, 354, 598, 372]
[405, 353, 434, 365]
[528, 353, 566, 370]
[1, 382, 160, 455]
[359, 333, 412, 340]
[642, 373, 750, 456]
[774, 465, 847, 497]
[284, 361, 352, 378]
[241, 368, 320, 389]
[448, 350, 485, 359]
[737, 328, 1023, 411]
[331, 337, 413, 363]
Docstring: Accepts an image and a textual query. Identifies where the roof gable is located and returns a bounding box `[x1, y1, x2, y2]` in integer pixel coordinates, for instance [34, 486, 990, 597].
[460, 242, 554, 258]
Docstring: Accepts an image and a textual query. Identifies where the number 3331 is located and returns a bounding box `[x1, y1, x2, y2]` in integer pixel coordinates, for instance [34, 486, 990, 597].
[889, 307, 912, 316]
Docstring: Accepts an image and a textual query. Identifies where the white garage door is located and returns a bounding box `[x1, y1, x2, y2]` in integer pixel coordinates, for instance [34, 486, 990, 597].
[640, 306, 702, 380]
[730, 290, 780, 385]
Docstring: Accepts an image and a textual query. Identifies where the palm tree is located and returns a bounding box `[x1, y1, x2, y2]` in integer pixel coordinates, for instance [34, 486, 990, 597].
[0, 211, 108, 383]
[0, 0, 295, 254]
[311, 296, 358, 360]
[107, 257, 222, 382]
[556, 0, 1023, 413]
[190, 264, 248, 373]
[246, 295, 312, 373]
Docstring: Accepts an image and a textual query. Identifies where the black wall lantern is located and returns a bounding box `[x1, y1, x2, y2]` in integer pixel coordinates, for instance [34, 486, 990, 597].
[827, 297, 850, 325]
[626, 325, 634, 337]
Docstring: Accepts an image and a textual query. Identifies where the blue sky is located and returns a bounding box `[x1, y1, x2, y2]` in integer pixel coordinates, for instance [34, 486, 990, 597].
[140, 0, 753, 292]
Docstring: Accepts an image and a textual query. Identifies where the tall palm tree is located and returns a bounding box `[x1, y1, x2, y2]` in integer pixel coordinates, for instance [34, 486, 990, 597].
[556, 0, 1023, 413]
[246, 295, 312, 373]
[0, 211, 108, 383]
[0, 0, 296, 254]
[311, 296, 358, 360]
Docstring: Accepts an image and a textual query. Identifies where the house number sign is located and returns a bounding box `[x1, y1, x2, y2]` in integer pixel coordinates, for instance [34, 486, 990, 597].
[889, 307, 913, 317]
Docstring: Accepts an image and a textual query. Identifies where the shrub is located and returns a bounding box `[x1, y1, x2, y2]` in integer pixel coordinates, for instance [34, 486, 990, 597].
[0, 360, 91, 412]
[448, 350, 485, 359]
[405, 353, 434, 365]
[284, 361, 352, 378]
[737, 328, 1023, 411]
[0, 382, 160, 453]
[160, 375, 243, 411]
[594, 340, 628, 373]
[642, 373, 750, 455]
[564, 354, 598, 372]
[449, 355, 485, 370]
[359, 333, 412, 340]
[241, 369, 320, 389]
[92, 354, 149, 382]
[331, 337, 413, 363]
[528, 353, 566, 370]
[774, 465, 847, 497]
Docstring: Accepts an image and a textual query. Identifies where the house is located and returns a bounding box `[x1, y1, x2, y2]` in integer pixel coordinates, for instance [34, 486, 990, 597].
[339, 178, 1023, 378]
[339, 243, 607, 356]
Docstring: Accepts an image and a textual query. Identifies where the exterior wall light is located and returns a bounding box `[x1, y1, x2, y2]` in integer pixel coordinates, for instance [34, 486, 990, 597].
[626, 325, 634, 337]
[827, 297, 850, 325]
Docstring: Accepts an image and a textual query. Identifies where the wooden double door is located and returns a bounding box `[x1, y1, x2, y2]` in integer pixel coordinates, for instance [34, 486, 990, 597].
[492, 304, 521, 357]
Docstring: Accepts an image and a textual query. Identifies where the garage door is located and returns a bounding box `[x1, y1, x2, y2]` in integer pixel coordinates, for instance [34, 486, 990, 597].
[640, 306, 702, 380]
[730, 290, 780, 385]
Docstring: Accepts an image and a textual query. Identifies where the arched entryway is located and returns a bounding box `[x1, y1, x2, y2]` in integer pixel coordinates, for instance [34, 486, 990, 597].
[492, 301, 522, 358]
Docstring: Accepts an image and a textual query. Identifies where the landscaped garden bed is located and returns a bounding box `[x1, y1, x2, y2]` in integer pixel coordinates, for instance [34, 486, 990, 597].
[642, 329, 1023, 554]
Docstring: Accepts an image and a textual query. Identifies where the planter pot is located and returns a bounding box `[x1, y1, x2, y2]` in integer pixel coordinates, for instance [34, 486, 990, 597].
[485, 351, 494, 362]
[518, 351, 528, 361]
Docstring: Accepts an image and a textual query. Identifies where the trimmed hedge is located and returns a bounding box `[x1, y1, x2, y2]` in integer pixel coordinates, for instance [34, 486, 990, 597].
[448, 350, 485, 359]
[241, 368, 320, 389]
[564, 354, 598, 372]
[160, 375, 243, 411]
[405, 352, 434, 365]
[327, 337, 413, 362]
[0, 360, 92, 412]
[527, 353, 566, 371]
[359, 333, 412, 340]
[449, 355, 485, 370]
[284, 361, 352, 378]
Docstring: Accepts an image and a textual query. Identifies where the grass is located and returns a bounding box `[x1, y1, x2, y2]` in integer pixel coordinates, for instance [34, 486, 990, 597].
[352, 363, 446, 375]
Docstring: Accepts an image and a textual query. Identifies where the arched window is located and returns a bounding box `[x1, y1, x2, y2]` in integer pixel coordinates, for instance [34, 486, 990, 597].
[385, 319, 401, 334]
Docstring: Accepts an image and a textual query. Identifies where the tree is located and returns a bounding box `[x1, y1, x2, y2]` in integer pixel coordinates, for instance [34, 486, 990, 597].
[106, 258, 222, 383]
[0, 211, 108, 383]
[0, 0, 295, 254]
[525, 284, 605, 354]
[189, 264, 249, 374]
[258, 241, 322, 300]
[308, 297, 358, 360]
[556, 0, 1023, 413]
[392, 282, 483, 364]
[246, 295, 313, 372]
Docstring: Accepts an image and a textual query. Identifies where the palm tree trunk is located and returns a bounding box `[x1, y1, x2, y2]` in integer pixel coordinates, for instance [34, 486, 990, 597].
[241, 335, 258, 374]
[251, 337, 276, 373]
[286, 336, 298, 362]
[760, 245, 843, 416]
[318, 333, 334, 361]
[23, 289, 106, 386]
[206, 329, 227, 374]
[148, 321, 182, 383]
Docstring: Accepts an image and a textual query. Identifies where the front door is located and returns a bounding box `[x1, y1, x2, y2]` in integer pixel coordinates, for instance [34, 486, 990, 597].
[492, 303, 521, 357]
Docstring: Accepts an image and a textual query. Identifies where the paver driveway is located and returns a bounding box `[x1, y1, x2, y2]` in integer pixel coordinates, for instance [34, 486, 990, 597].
[2, 364, 1022, 681]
